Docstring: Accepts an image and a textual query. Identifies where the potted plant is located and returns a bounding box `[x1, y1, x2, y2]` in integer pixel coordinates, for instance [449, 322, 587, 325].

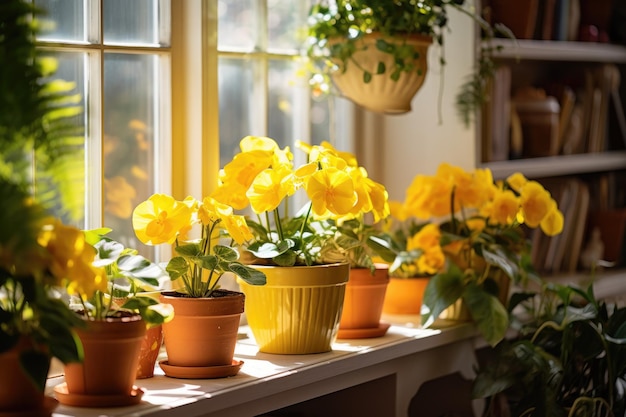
[369, 216, 447, 316]
[52, 228, 174, 407]
[131, 194, 266, 379]
[382, 163, 564, 346]
[0, 0, 89, 414]
[307, 0, 511, 119]
[473, 281, 626, 417]
[211, 136, 389, 352]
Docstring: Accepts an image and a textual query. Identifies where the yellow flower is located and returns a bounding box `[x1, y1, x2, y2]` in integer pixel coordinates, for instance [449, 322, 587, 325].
[389, 200, 409, 222]
[506, 172, 528, 193]
[486, 188, 519, 226]
[540, 204, 564, 236]
[240, 135, 280, 152]
[519, 181, 554, 228]
[221, 213, 254, 245]
[39, 219, 106, 297]
[407, 223, 441, 252]
[133, 194, 193, 245]
[417, 246, 446, 275]
[247, 165, 296, 214]
[305, 167, 356, 216]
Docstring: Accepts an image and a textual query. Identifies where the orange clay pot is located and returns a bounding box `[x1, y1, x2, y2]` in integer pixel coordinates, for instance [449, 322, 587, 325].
[136, 324, 163, 379]
[339, 265, 389, 330]
[0, 337, 52, 413]
[159, 290, 244, 367]
[382, 276, 430, 315]
[63, 315, 146, 396]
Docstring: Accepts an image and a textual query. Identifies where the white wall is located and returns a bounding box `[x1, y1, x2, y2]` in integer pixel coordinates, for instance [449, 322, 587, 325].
[377, 7, 478, 202]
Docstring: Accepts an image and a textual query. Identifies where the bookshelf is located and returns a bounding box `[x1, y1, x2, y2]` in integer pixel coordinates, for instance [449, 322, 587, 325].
[477, 32, 626, 277]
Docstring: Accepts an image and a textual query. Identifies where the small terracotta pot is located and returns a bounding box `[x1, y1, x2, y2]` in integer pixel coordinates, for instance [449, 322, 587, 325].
[160, 290, 244, 367]
[136, 325, 163, 379]
[0, 338, 50, 412]
[339, 265, 389, 330]
[382, 276, 429, 315]
[63, 315, 146, 396]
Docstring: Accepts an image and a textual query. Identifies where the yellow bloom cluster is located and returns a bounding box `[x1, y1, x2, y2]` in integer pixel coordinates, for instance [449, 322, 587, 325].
[387, 163, 564, 278]
[37, 219, 107, 299]
[211, 136, 389, 266]
[404, 163, 564, 236]
[212, 136, 389, 222]
[132, 194, 252, 247]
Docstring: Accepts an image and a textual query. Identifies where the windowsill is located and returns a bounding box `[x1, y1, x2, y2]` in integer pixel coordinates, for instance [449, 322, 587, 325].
[46, 315, 481, 417]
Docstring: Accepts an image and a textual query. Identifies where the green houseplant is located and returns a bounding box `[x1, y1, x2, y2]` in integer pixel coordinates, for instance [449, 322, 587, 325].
[53, 228, 174, 407]
[473, 282, 626, 417]
[373, 163, 564, 346]
[0, 0, 88, 413]
[211, 136, 389, 352]
[307, 0, 511, 120]
[131, 193, 266, 377]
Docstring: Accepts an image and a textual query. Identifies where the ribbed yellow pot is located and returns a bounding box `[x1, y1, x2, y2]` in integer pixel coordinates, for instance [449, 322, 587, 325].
[238, 263, 349, 354]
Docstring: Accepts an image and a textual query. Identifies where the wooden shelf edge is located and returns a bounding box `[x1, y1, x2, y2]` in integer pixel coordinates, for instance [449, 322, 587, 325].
[480, 151, 626, 179]
[487, 39, 626, 63]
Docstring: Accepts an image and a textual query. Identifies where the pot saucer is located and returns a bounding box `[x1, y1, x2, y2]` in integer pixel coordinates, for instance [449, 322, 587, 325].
[159, 359, 243, 379]
[53, 383, 143, 407]
[337, 322, 391, 339]
[0, 397, 58, 417]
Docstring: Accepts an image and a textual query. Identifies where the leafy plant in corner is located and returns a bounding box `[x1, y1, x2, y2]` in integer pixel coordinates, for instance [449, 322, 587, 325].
[473, 282, 626, 417]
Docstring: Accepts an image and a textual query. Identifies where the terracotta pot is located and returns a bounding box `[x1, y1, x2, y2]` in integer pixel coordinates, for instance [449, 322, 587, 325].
[136, 324, 163, 379]
[240, 263, 349, 354]
[0, 337, 52, 413]
[330, 33, 432, 114]
[160, 289, 244, 367]
[382, 276, 429, 315]
[62, 315, 146, 397]
[338, 265, 390, 335]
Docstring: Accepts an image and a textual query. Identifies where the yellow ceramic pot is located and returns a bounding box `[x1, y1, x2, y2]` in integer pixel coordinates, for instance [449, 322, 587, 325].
[238, 263, 349, 354]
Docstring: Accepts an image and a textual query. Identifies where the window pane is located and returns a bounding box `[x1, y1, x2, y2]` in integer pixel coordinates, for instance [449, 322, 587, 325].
[36, 0, 86, 42]
[311, 98, 331, 145]
[217, 0, 257, 51]
[104, 0, 158, 45]
[40, 50, 87, 225]
[218, 57, 254, 164]
[268, 59, 297, 146]
[103, 53, 158, 249]
[267, 0, 311, 53]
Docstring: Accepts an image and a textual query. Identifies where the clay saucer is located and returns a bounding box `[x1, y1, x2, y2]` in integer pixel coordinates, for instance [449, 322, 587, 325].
[159, 359, 243, 379]
[336, 322, 391, 339]
[53, 383, 143, 407]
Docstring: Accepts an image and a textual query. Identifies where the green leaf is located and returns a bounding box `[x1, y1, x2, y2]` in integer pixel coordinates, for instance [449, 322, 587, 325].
[376, 61, 386, 75]
[166, 256, 188, 280]
[229, 263, 266, 286]
[175, 242, 201, 257]
[195, 255, 218, 271]
[464, 283, 509, 346]
[214, 245, 239, 261]
[363, 71, 372, 83]
[20, 350, 50, 392]
[420, 264, 465, 328]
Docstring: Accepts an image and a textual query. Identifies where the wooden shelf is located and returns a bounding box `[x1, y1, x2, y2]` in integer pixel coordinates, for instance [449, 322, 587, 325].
[480, 151, 626, 180]
[46, 323, 482, 417]
[487, 39, 626, 63]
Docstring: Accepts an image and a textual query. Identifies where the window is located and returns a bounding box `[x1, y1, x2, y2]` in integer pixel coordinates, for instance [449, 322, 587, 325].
[36, 0, 171, 257]
[216, 0, 352, 167]
[35, 0, 351, 259]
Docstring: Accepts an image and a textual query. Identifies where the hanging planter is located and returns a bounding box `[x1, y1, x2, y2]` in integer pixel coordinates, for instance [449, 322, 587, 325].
[337, 264, 391, 339]
[328, 33, 432, 114]
[240, 263, 349, 354]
